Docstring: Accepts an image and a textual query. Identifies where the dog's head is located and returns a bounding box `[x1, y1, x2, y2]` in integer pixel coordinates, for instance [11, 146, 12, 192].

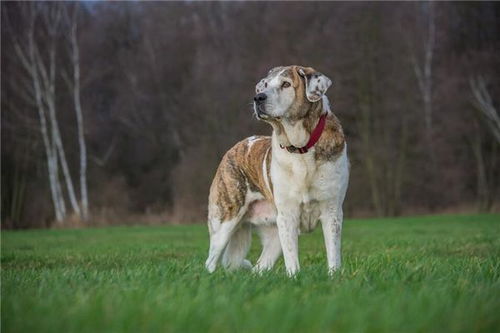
[253, 65, 332, 121]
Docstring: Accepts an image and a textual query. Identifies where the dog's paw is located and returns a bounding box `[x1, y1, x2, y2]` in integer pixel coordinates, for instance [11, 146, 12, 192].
[241, 259, 253, 270]
[205, 260, 216, 273]
[252, 263, 273, 275]
[252, 265, 264, 275]
[328, 265, 340, 276]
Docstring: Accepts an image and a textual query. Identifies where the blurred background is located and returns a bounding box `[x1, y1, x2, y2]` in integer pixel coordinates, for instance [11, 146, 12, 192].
[1, 1, 499, 229]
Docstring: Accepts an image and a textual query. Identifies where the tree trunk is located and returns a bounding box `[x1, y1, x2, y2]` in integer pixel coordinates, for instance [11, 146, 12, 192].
[39, 13, 82, 218]
[26, 21, 66, 223]
[70, 10, 89, 220]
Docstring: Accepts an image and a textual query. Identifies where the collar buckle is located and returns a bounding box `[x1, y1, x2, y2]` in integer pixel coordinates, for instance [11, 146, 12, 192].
[278, 113, 327, 155]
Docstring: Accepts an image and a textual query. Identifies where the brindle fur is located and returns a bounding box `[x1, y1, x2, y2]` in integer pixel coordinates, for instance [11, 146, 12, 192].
[209, 136, 272, 221]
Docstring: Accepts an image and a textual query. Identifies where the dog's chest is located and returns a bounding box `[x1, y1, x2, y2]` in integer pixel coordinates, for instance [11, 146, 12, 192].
[273, 151, 334, 197]
[271, 151, 338, 231]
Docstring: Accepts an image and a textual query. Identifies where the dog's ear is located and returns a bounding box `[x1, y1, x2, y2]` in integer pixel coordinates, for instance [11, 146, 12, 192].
[297, 67, 332, 102]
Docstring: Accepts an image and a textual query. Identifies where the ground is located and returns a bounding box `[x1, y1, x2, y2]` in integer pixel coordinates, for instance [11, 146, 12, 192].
[2, 214, 500, 332]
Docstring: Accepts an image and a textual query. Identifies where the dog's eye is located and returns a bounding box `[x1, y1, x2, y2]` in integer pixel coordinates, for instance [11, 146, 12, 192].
[281, 81, 291, 88]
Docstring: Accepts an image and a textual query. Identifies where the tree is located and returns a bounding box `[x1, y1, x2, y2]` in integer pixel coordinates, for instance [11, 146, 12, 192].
[411, 1, 436, 159]
[469, 76, 500, 211]
[64, 5, 89, 221]
[4, 3, 89, 223]
[470, 76, 500, 144]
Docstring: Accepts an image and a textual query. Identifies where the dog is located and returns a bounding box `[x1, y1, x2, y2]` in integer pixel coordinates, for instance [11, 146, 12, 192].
[205, 65, 349, 276]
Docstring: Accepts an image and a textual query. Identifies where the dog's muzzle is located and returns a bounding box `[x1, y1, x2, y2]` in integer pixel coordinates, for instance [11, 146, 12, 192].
[253, 93, 268, 118]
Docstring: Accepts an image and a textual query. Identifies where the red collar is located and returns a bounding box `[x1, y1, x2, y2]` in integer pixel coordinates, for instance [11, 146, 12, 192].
[280, 113, 328, 154]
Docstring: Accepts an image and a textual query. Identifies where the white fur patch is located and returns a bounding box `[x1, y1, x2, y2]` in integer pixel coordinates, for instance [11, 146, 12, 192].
[247, 136, 263, 154]
[300, 70, 332, 102]
[255, 68, 295, 118]
[262, 147, 271, 194]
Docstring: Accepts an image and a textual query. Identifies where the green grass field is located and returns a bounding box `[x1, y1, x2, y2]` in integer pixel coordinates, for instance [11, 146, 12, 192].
[2, 214, 500, 333]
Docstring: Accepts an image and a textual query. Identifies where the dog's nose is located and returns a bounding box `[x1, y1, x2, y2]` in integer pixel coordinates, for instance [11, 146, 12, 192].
[254, 93, 267, 103]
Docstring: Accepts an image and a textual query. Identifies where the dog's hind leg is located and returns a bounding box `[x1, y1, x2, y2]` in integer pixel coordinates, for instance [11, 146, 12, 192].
[253, 225, 282, 273]
[222, 223, 252, 270]
[205, 218, 240, 273]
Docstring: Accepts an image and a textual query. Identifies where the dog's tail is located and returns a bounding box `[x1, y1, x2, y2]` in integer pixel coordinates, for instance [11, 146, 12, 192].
[221, 223, 252, 270]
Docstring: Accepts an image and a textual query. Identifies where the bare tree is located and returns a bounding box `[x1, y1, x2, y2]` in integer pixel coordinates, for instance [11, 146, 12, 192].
[6, 5, 66, 222]
[411, 1, 436, 158]
[64, 6, 89, 220]
[469, 76, 500, 212]
[470, 76, 500, 144]
[42, 5, 82, 219]
[4, 3, 84, 223]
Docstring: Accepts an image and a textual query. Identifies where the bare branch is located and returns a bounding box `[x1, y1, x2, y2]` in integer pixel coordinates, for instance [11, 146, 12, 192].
[90, 136, 117, 167]
[470, 76, 500, 143]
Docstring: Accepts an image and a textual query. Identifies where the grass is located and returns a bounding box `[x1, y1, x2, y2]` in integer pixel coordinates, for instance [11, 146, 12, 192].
[2, 214, 500, 333]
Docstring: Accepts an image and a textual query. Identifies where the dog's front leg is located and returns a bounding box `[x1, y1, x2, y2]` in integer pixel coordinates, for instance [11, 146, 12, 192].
[276, 209, 300, 276]
[321, 204, 343, 275]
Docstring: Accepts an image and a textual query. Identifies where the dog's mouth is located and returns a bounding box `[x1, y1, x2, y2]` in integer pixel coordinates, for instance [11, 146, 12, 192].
[253, 103, 268, 120]
[253, 103, 280, 121]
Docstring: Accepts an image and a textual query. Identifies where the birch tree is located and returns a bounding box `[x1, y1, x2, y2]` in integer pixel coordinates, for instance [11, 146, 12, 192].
[5, 5, 65, 222]
[42, 5, 82, 218]
[4, 3, 87, 223]
[63, 6, 89, 220]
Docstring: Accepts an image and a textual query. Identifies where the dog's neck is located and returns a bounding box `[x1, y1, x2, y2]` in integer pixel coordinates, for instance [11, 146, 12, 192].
[271, 96, 330, 149]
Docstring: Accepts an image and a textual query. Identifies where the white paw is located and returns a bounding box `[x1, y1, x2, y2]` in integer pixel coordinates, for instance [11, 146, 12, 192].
[241, 259, 253, 270]
[205, 260, 216, 273]
[252, 265, 265, 274]
[328, 265, 340, 276]
[286, 267, 300, 277]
